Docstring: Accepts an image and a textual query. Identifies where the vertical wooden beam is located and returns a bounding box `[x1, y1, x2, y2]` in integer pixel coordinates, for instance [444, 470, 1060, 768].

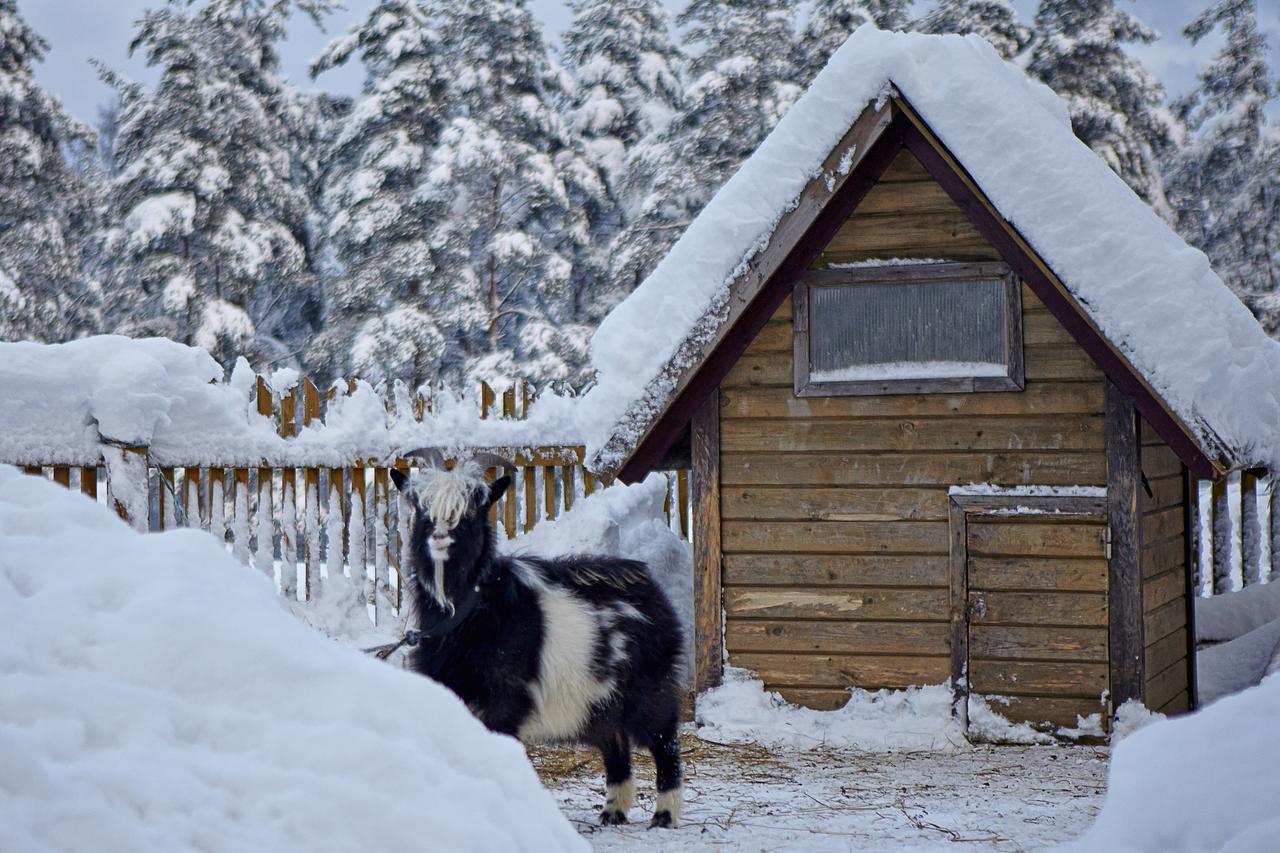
[279, 386, 298, 598]
[1183, 466, 1200, 710]
[677, 469, 690, 539]
[232, 467, 251, 563]
[691, 387, 723, 695]
[80, 465, 98, 500]
[1241, 472, 1262, 586]
[303, 379, 321, 589]
[561, 465, 576, 512]
[522, 464, 536, 533]
[53, 466, 71, 490]
[1211, 477, 1231, 594]
[1271, 477, 1280, 582]
[392, 459, 410, 615]
[1106, 382, 1144, 712]
[208, 467, 226, 540]
[947, 495, 969, 725]
[158, 466, 176, 529]
[255, 377, 275, 574]
[183, 467, 201, 527]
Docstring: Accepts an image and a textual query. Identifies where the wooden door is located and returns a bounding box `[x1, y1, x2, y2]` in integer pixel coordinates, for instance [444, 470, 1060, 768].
[950, 495, 1110, 741]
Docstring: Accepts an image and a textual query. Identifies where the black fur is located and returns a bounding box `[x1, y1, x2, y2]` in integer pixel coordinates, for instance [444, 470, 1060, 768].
[393, 469, 685, 827]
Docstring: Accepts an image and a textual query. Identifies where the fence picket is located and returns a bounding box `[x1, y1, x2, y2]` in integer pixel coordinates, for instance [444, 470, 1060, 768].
[303, 379, 321, 590]
[1241, 472, 1262, 586]
[1211, 477, 1232, 594]
[183, 468, 200, 527]
[279, 385, 299, 599]
[53, 465, 70, 490]
[351, 465, 372, 623]
[209, 467, 226, 544]
[375, 466, 390, 611]
[392, 460, 410, 615]
[327, 468, 346, 580]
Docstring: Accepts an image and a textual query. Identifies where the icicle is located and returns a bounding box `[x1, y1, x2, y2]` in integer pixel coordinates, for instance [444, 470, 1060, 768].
[306, 477, 322, 585]
[280, 476, 296, 596]
[103, 446, 149, 532]
[210, 472, 226, 547]
[255, 470, 273, 573]
[394, 478, 412, 617]
[327, 471, 345, 581]
[232, 475, 250, 564]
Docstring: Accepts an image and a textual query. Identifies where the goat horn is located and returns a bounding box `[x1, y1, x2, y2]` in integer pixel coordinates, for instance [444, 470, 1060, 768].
[403, 447, 447, 469]
[470, 452, 516, 474]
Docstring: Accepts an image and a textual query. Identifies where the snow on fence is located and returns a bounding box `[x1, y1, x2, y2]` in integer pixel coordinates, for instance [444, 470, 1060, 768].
[1194, 472, 1279, 598]
[11, 376, 691, 624]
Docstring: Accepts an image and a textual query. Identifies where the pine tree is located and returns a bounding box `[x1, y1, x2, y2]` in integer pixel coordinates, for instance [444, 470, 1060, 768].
[417, 0, 598, 385]
[560, 0, 684, 202]
[0, 0, 98, 342]
[609, 0, 797, 296]
[1165, 1, 1277, 297]
[305, 0, 453, 387]
[795, 1, 913, 85]
[97, 0, 330, 367]
[1028, 0, 1174, 214]
[916, 0, 1033, 60]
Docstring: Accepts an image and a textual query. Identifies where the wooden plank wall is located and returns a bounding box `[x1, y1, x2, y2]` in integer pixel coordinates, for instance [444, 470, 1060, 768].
[1140, 420, 1192, 715]
[719, 148, 1109, 709]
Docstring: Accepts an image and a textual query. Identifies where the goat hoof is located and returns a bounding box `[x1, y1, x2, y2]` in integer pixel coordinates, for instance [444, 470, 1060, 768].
[648, 811, 674, 829]
[600, 809, 628, 826]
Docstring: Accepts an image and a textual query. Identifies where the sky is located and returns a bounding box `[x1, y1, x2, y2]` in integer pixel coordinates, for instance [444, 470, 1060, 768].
[20, 0, 1280, 127]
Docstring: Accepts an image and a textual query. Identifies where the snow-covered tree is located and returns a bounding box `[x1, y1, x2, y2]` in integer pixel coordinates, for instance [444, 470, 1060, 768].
[560, 0, 684, 206]
[916, 0, 1033, 60]
[97, 0, 330, 367]
[795, 1, 913, 85]
[1028, 0, 1174, 214]
[609, 0, 796, 296]
[305, 0, 452, 387]
[0, 0, 99, 342]
[1165, 0, 1278, 296]
[416, 0, 599, 385]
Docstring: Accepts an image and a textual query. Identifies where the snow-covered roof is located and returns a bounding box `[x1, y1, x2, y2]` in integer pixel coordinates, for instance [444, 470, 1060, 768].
[582, 26, 1280, 476]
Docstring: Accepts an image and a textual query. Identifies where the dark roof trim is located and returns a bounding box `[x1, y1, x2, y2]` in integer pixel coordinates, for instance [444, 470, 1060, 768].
[895, 99, 1226, 480]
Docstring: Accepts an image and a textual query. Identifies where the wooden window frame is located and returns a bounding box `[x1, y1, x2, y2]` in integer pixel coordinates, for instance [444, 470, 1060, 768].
[793, 261, 1024, 397]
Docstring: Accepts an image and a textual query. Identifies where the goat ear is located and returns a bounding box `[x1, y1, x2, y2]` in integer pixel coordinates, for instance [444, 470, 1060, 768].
[390, 469, 410, 494]
[486, 475, 511, 508]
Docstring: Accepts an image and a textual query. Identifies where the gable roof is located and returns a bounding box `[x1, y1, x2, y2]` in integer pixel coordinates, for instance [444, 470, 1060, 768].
[578, 26, 1280, 482]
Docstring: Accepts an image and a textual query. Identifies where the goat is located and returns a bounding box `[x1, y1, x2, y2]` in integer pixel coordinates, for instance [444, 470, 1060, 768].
[390, 452, 685, 828]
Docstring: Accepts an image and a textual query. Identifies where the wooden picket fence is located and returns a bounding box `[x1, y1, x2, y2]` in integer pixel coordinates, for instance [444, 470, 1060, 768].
[1195, 471, 1280, 597]
[13, 377, 692, 624]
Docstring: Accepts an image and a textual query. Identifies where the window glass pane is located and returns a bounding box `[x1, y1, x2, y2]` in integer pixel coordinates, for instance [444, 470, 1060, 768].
[809, 278, 1006, 382]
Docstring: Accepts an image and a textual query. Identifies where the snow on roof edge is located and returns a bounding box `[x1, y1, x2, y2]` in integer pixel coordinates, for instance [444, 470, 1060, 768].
[583, 26, 1280, 476]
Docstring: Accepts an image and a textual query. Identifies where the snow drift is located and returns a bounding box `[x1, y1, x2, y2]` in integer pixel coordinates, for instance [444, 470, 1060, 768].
[1062, 674, 1280, 853]
[1195, 582, 1280, 704]
[0, 466, 585, 853]
[0, 335, 584, 469]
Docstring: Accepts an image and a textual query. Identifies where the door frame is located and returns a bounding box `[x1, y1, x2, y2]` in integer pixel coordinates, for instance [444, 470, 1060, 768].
[948, 492, 1108, 730]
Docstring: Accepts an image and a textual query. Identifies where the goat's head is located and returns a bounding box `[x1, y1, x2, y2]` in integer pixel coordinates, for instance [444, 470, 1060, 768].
[390, 450, 512, 615]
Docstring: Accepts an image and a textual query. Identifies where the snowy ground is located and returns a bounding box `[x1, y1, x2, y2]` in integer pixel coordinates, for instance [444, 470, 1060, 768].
[533, 731, 1107, 852]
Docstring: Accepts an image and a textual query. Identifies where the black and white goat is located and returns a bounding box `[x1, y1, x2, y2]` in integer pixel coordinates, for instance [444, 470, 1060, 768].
[390, 452, 685, 828]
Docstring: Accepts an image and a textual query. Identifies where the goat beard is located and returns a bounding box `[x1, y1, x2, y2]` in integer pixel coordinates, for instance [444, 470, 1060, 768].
[429, 555, 454, 615]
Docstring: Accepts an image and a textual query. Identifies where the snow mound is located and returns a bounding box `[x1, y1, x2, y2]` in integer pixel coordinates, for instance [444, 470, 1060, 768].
[0, 466, 584, 853]
[584, 25, 1280, 474]
[1197, 581, 1280, 643]
[695, 667, 1062, 750]
[504, 473, 693, 666]
[1061, 675, 1280, 853]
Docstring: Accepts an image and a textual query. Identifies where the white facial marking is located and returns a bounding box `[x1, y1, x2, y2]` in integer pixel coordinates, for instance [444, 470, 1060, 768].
[655, 787, 683, 824]
[515, 563, 617, 743]
[605, 778, 635, 813]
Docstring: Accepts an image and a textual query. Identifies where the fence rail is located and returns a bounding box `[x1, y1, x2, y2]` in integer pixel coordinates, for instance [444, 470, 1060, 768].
[13, 377, 692, 624]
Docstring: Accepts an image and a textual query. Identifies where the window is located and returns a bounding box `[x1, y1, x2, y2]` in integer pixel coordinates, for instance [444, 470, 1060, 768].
[793, 262, 1023, 396]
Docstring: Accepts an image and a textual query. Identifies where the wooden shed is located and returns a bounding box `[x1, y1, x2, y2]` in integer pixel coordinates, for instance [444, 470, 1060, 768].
[587, 31, 1278, 740]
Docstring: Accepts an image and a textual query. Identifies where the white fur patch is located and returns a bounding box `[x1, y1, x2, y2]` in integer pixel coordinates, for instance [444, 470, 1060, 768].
[605, 778, 635, 813]
[409, 461, 486, 532]
[655, 787, 683, 824]
[515, 564, 617, 743]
